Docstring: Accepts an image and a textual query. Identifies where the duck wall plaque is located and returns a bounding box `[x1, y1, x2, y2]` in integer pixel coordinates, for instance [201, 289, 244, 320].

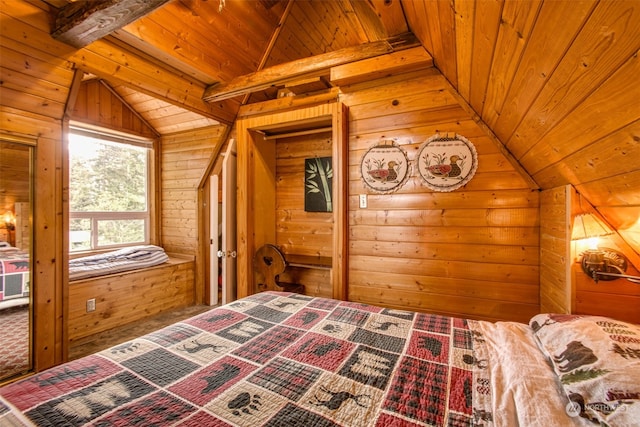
[360, 140, 410, 193]
[417, 134, 478, 192]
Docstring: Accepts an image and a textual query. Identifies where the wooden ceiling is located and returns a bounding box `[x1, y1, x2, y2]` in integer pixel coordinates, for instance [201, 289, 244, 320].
[28, 0, 640, 248]
[45, 0, 415, 130]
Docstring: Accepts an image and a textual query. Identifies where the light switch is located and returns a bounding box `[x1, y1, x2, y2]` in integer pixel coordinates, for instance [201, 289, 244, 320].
[359, 194, 367, 208]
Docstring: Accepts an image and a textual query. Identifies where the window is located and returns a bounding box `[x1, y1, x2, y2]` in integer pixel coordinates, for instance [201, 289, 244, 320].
[69, 127, 152, 252]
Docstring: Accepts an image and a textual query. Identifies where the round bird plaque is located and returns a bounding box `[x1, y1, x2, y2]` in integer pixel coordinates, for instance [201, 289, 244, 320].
[417, 134, 478, 192]
[360, 140, 410, 193]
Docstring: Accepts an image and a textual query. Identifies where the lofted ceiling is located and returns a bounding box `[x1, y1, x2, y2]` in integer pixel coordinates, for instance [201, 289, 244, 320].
[40, 0, 640, 247]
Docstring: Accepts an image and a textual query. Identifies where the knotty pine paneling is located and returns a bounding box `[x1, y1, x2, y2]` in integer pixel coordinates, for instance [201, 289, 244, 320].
[506, 1, 640, 158]
[341, 70, 540, 322]
[533, 121, 640, 190]
[568, 187, 640, 324]
[1, 0, 71, 371]
[519, 54, 639, 177]
[599, 206, 640, 254]
[480, 0, 542, 127]
[465, 0, 502, 113]
[125, 0, 284, 83]
[160, 125, 226, 255]
[404, 0, 639, 269]
[573, 262, 640, 324]
[275, 131, 334, 296]
[1, 106, 65, 371]
[235, 102, 347, 300]
[539, 186, 571, 314]
[67, 258, 195, 343]
[71, 80, 157, 138]
[107, 81, 222, 136]
[487, 0, 597, 141]
[266, 0, 366, 68]
[1, 3, 73, 119]
[0, 142, 30, 211]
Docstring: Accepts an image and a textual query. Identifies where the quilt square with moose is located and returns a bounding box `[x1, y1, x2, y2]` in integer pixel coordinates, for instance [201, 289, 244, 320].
[0, 292, 491, 426]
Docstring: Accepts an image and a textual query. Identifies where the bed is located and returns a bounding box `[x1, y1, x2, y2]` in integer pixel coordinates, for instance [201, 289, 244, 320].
[68, 245, 169, 281]
[0, 244, 30, 309]
[0, 291, 638, 426]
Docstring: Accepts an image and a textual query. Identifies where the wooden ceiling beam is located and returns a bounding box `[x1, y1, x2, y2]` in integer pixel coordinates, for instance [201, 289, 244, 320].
[348, 0, 409, 41]
[344, 0, 388, 41]
[203, 32, 420, 103]
[70, 36, 239, 125]
[240, 0, 295, 105]
[52, 0, 170, 48]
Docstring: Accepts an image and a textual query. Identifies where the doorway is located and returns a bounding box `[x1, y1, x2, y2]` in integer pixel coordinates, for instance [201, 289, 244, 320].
[235, 102, 349, 300]
[209, 139, 237, 305]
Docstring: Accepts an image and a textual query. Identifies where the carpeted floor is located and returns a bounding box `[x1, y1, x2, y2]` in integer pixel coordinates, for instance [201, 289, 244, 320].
[0, 305, 30, 379]
[0, 303, 215, 379]
[69, 304, 214, 360]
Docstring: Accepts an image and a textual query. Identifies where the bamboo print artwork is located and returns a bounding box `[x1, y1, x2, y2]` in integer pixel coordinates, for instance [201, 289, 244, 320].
[305, 157, 333, 212]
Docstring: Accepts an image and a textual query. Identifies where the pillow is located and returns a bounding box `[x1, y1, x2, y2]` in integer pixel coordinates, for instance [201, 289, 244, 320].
[529, 313, 640, 425]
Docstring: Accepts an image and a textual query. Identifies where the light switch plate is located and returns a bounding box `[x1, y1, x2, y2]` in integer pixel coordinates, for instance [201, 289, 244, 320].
[359, 194, 367, 208]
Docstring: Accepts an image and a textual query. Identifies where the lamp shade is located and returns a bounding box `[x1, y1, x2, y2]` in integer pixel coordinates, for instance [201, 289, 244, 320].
[3, 211, 15, 227]
[571, 213, 613, 241]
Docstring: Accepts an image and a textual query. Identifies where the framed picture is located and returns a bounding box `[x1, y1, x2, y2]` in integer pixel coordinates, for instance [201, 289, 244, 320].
[305, 157, 333, 212]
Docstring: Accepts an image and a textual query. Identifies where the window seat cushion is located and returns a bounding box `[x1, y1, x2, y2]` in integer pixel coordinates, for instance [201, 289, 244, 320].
[69, 245, 169, 281]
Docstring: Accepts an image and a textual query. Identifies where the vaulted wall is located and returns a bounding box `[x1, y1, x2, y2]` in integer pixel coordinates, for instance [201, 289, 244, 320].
[70, 79, 159, 139]
[404, 0, 640, 258]
[340, 68, 539, 323]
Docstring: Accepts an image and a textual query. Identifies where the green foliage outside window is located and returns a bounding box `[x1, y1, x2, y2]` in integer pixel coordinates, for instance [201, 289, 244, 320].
[69, 132, 149, 250]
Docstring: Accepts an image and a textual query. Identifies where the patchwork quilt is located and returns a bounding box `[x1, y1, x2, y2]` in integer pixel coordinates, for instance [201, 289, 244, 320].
[0, 292, 494, 426]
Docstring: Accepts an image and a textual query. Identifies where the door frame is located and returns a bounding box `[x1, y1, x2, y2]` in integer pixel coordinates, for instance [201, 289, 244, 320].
[236, 102, 348, 300]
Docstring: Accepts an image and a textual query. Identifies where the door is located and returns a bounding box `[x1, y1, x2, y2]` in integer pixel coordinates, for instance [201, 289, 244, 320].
[220, 139, 237, 304]
[209, 174, 220, 305]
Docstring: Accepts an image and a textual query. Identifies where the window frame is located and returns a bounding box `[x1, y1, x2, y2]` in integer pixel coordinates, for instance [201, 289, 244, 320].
[68, 124, 157, 254]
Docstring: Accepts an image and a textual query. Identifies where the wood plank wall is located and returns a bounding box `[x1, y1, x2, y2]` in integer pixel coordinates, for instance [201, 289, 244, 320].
[64, 83, 206, 340]
[2, 1, 70, 370]
[539, 186, 571, 314]
[160, 125, 226, 256]
[275, 131, 334, 298]
[0, 107, 64, 371]
[538, 184, 640, 323]
[0, 142, 30, 247]
[67, 258, 195, 344]
[340, 69, 540, 323]
[569, 187, 640, 324]
[0, 142, 30, 211]
[405, 1, 640, 256]
[574, 262, 640, 324]
[69, 79, 162, 247]
[70, 79, 158, 139]
[160, 125, 227, 305]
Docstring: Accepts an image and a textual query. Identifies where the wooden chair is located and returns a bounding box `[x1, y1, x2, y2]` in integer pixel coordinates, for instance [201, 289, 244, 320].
[253, 244, 304, 294]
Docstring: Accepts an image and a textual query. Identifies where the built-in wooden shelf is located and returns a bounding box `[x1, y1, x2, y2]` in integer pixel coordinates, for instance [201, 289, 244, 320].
[286, 254, 332, 270]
